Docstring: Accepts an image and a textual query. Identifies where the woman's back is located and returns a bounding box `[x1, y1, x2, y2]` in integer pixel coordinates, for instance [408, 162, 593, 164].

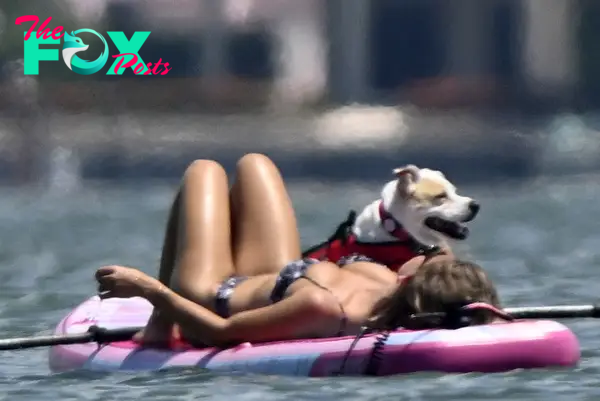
[308, 262, 398, 332]
[227, 260, 398, 337]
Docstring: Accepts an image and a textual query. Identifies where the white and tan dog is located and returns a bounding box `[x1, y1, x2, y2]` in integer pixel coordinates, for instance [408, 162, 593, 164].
[304, 165, 479, 271]
[352, 164, 479, 247]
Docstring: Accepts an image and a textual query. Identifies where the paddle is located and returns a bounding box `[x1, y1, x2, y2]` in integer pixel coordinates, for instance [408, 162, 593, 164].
[1, 304, 599, 351]
[0, 325, 142, 351]
[504, 305, 600, 319]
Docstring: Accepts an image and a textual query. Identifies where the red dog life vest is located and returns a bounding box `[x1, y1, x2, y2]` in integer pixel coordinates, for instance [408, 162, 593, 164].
[302, 205, 440, 272]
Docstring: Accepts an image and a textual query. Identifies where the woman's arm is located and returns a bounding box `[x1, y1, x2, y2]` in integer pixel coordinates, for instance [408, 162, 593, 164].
[148, 285, 341, 346]
[96, 264, 342, 346]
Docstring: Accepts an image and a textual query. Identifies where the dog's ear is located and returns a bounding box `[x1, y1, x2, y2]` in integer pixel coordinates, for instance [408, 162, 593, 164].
[393, 165, 420, 181]
[393, 165, 419, 198]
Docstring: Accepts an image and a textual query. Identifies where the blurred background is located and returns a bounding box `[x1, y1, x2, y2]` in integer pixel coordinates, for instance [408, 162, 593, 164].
[1, 0, 600, 185]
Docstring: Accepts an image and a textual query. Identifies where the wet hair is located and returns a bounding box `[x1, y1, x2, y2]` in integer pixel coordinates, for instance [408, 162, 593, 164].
[367, 259, 501, 330]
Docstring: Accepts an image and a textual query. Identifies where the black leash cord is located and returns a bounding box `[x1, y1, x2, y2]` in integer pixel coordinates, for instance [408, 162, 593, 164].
[335, 327, 390, 376]
[335, 326, 369, 376]
[364, 331, 390, 376]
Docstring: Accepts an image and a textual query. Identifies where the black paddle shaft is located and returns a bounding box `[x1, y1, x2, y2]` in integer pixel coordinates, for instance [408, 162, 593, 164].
[504, 305, 600, 319]
[0, 325, 142, 351]
[1, 304, 600, 351]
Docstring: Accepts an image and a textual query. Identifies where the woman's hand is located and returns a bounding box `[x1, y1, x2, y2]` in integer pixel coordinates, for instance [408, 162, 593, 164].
[95, 265, 164, 300]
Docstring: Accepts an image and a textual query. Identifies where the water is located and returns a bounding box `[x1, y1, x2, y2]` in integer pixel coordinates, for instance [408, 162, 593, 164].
[0, 175, 598, 400]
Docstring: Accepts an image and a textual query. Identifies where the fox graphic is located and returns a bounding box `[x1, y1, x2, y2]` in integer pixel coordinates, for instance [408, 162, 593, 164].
[61, 30, 108, 75]
[62, 32, 89, 71]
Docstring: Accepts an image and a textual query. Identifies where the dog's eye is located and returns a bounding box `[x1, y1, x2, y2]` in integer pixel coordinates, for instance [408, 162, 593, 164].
[433, 193, 447, 201]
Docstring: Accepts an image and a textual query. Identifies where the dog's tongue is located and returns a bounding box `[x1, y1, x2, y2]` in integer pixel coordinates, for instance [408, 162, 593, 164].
[424, 217, 469, 240]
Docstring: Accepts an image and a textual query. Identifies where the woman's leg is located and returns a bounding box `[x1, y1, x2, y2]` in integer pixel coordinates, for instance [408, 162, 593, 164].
[169, 159, 236, 304]
[155, 190, 181, 287]
[137, 160, 235, 344]
[230, 153, 302, 276]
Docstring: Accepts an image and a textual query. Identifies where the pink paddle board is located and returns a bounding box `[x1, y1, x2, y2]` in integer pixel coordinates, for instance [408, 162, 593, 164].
[48, 296, 580, 376]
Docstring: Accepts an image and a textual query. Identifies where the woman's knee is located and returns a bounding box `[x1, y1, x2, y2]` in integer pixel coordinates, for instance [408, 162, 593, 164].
[236, 153, 278, 176]
[183, 159, 227, 185]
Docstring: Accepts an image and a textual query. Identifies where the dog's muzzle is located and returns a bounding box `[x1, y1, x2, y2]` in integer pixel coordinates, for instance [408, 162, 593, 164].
[463, 200, 480, 222]
[424, 201, 479, 240]
[424, 217, 470, 240]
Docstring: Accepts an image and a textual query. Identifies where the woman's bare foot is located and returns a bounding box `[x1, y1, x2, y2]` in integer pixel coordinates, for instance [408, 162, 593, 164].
[133, 309, 177, 347]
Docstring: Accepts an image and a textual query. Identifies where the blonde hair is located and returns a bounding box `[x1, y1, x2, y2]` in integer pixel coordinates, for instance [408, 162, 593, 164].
[368, 259, 500, 330]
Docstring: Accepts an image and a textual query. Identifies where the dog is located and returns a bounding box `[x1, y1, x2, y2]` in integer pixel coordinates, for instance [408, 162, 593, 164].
[303, 165, 480, 271]
[353, 164, 479, 246]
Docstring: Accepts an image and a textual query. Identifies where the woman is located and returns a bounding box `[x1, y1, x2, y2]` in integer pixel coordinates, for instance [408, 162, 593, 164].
[96, 154, 504, 347]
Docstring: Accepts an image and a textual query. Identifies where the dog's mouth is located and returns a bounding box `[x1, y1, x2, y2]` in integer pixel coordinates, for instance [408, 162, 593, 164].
[424, 216, 469, 240]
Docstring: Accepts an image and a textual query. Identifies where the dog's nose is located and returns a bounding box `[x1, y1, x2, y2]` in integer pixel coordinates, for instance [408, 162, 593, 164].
[468, 200, 480, 219]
